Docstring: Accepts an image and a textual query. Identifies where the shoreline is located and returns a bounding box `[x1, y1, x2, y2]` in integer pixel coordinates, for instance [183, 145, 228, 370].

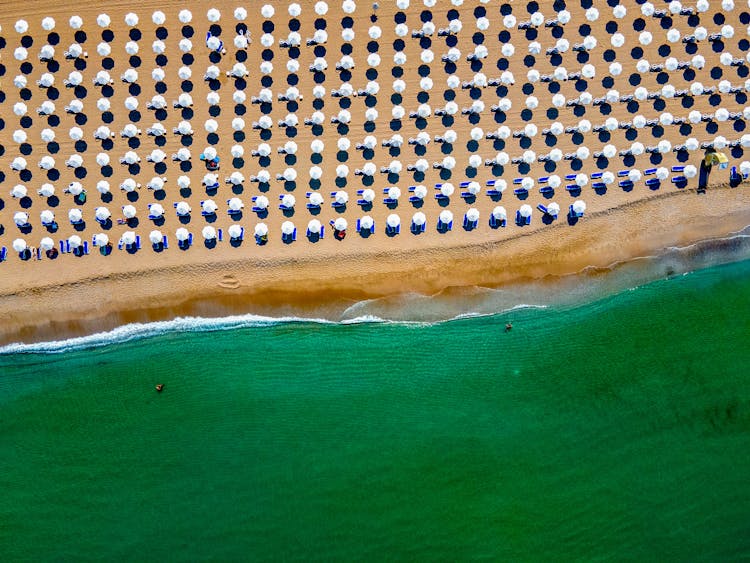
[2, 183, 749, 346]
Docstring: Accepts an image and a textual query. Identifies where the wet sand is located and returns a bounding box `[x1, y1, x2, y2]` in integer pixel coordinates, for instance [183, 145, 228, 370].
[0, 1, 749, 344]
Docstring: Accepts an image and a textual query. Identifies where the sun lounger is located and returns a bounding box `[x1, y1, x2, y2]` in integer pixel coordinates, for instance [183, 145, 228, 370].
[515, 211, 531, 225]
[619, 180, 634, 189]
[591, 172, 603, 179]
[306, 203, 321, 210]
[386, 224, 401, 234]
[646, 178, 660, 189]
[539, 186, 554, 195]
[513, 188, 528, 196]
[136, 236, 142, 249]
[489, 216, 506, 228]
[65, 241, 71, 253]
[462, 218, 478, 230]
[569, 205, 584, 218]
[486, 189, 503, 197]
[83, 242, 89, 255]
[409, 196, 423, 203]
[644, 168, 657, 175]
[217, 229, 223, 242]
[538, 176, 549, 183]
[672, 165, 685, 173]
[357, 189, 365, 195]
[486, 179, 498, 186]
[411, 222, 426, 234]
[617, 169, 630, 177]
[0, 247, 7, 262]
[461, 192, 474, 199]
[671, 176, 688, 187]
[383, 197, 398, 205]
[438, 220, 453, 231]
[537, 204, 549, 214]
[459, 181, 471, 188]
[564, 174, 577, 181]
[435, 194, 449, 200]
[357, 199, 370, 206]
[592, 182, 607, 190]
[513, 177, 524, 184]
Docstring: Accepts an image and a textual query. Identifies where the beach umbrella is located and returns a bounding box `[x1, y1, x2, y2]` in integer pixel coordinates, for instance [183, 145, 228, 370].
[202, 200, 218, 214]
[202, 226, 217, 241]
[469, 155, 483, 168]
[548, 175, 562, 189]
[465, 182, 481, 196]
[255, 171, 270, 183]
[576, 147, 591, 161]
[124, 97, 139, 111]
[546, 203, 561, 217]
[13, 102, 27, 117]
[178, 10, 192, 22]
[40, 237, 55, 251]
[333, 218, 348, 232]
[66, 208, 83, 225]
[657, 140, 672, 154]
[121, 232, 137, 248]
[309, 192, 324, 206]
[15, 47, 28, 61]
[412, 212, 427, 227]
[255, 196, 270, 210]
[548, 149, 563, 162]
[14, 212, 29, 226]
[97, 98, 111, 112]
[466, 208, 480, 223]
[519, 205, 533, 218]
[387, 187, 402, 200]
[439, 210, 454, 225]
[387, 214, 401, 229]
[281, 194, 296, 208]
[207, 8, 221, 22]
[440, 183, 455, 197]
[96, 41, 111, 56]
[281, 221, 296, 235]
[13, 239, 27, 253]
[96, 181, 111, 195]
[572, 201, 586, 215]
[38, 184, 55, 197]
[521, 177, 535, 190]
[683, 165, 698, 179]
[67, 182, 84, 196]
[575, 174, 589, 187]
[254, 223, 269, 238]
[11, 185, 28, 199]
[492, 206, 507, 220]
[361, 189, 375, 203]
[149, 204, 165, 218]
[122, 205, 137, 219]
[601, 172, 615, 185]
[333, 191, 349, 205]
[176, 228, 190, 243]
[176, 202, 191, 216]
[97, 13, 111, 27]
[11, 157, 28, 171]
[125, 12, 138, 26]
[655, 167, 669, 181]
[307, 219, 322, 235]
[149, 230, 163, 245]
[152, 10, 166, 24]
[95, 207, 111, 222]
[223, 224, 241, 241]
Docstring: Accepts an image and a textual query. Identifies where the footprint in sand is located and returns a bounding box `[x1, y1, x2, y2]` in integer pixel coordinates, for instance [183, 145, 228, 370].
[218, 274, 240, 290]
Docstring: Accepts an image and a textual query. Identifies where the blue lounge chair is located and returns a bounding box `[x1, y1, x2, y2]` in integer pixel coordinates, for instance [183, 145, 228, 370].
[672, 165, 685, 173]
[217, 229, 223, 242]
[386, 224, 401, 235]
[60, 240, 66, 253]
[617, 169, 630, 177]
[0, 247, 7, 262]
[435, 194, 449, 200]
[539, 186, 554, 196]
[306, 203, 321, 210]
[564, 173, 577, 181]
[513, 177, 524, 184]
[619, 180, 634, 189]
[646, 178, 661, 189]
[515, 211, 531, 225]
[591, 172, 603, 179]
[486, 189, 503, 197]
[671, 176, 688, 187]
[592, 182, 606, 190]
[408, 186, 417, 192]
[438, 220, 453, 231]
[83, 242, 89, 255]
[136, 236, 142, 249]
[459, 181, 471, 188]
[566, 184, 581, 192]
[644, 168, 657, 175]
[513, 187, 528, 196]
[462, 217, 478, 230]
[486, 179, 498, 186]
[489, 216, 506, 228]
[357, 199, 370, 206]
[538, 176, 549, 183]
[65, 241, 71, 253]
[409, 196, 422, 203]
[537, 204, 549, 214]
[383, 197, 398, 205]
[356, 189, 364, 195]
[163, 235, 169, 248]
[569, 205, 584, 218]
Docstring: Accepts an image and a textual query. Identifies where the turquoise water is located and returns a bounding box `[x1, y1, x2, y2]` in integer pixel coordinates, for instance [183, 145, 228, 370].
[1, 257, 750, 560]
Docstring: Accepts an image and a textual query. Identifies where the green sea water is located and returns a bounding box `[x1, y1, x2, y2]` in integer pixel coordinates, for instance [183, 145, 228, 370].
[1, 259, 750, 561]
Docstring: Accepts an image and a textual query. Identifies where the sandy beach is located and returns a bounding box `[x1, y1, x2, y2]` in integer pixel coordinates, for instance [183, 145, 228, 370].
[0, 0, 749, 344]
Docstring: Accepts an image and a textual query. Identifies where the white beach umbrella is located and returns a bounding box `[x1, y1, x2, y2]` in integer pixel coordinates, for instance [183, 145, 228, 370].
[254, 223, 269, 237]
[572, 201, 586, 215]
[575, 174, 589, 187]
[309, 192, 324, 206]
[40, 237, 55, 251]
[281, 194, 296, 208]
[95, 207, 111, 222]
[38, 184, 55, 197]
[492, 206, 507, 220]
[149, 204, 165, 218]
[202, 226, 217, 240]
[333, 218, 348, 232]
[519, 204, 533, 218]
[387, 214, 401, 228]
[14, 212, 29, 226]
[281, 221, 296, 235]
[602, 172, 615, 185]
[412, 212, 427, 227]
[122, 205, 137, 219]
[149, 230, 163, 245]
[684, 165, 698, 179]
[202, 200, 218, 214]
[67, 182, 83, 196]
[11, 185, 28, 199]
[439, 210, 454, 226]
[440, 183, 455, 197]
[175, 202, 191, 216]
[334, 191, 349, 205]
[13, 239, 27, 253]
[96, 181, 111, 195]
[307, 219, 322, 235]
[68, 208, 83, 224]
[361, 189, 375, 203]
[226, 225, 242, 240]
[255, 196, 270, 210]
[175, 228, 190, 242]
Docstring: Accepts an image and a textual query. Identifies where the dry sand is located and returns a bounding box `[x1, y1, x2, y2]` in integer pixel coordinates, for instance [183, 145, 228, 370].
[0, 1, 749, 344]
